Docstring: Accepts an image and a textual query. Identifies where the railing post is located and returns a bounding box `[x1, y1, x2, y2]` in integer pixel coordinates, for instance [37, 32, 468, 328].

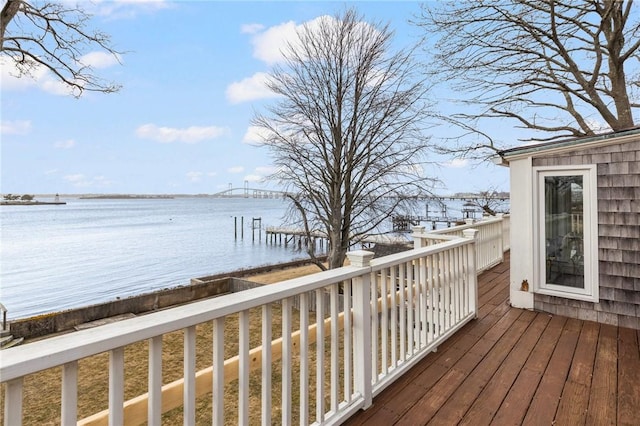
[412, 226, 426, 249]
[347, 250, 374, 409]
[462, 229, 479, 318]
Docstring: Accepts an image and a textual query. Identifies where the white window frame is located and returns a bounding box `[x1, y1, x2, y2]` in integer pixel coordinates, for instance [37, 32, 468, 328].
[534, 165, 599, 302]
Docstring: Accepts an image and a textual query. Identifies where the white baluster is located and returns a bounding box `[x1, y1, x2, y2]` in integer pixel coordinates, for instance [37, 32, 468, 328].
[343, 280, 352, 403]
[148, 336, 162, 426]
[380, 271, 389, 374]
[109, 347, 124, 426]
[61, 361, 77, 426]
[281, 299, 292, 425]
[212, 317, 224, 426]
[330, 283, 340, 412]
[239, 310, 250, 425]
[315, 288, 325, 423]
[184, 326, 196, 426]
[262, 305, 273, 426]
[299, 294, 309, 425]
[399, 262, 406, 361]
[390, 265, 398, 367]
[369, 272, 378, 383]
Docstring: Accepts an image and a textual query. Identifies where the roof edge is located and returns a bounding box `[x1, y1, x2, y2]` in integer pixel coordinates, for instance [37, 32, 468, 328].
[496, 126, 640, 164]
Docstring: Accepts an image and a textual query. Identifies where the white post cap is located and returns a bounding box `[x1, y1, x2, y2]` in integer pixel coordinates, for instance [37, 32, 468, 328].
[347, 250, 375, 267]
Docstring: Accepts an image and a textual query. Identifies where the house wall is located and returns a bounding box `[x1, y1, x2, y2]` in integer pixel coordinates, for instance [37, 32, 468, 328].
[508, 157, 535, 310]
[531, 138, 640, 329]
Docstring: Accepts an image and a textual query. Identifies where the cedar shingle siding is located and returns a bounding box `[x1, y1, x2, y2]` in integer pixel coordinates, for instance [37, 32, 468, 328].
[532, 139, 640, 330]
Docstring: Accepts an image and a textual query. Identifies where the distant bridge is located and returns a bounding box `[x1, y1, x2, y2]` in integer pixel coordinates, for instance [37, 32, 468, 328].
[211, 187, 292, 198]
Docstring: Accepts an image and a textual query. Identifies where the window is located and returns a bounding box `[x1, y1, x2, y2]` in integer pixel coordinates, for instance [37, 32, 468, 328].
[535, 166, 598, 302]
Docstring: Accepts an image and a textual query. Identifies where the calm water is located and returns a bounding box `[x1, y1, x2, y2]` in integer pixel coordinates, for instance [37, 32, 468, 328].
[0, 197, 300, 319]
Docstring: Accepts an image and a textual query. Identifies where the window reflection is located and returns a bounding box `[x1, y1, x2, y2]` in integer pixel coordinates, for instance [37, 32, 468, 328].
[544, 176, 584, 288]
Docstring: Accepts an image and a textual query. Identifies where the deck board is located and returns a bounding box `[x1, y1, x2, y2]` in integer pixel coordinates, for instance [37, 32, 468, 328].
[586, 324, 617, 426]
[617, 327, 640, 425]
[554, 321, 600, 424]
[426, 312, 530, 424]
[491, 314, 567, 424]
[458, 313, 551, 425]
[344, 252, 640, 426]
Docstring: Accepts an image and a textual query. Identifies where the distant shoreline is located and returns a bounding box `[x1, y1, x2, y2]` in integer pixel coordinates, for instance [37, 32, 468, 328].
[1, 201, 66, 206]
[78, 194, 174, 199]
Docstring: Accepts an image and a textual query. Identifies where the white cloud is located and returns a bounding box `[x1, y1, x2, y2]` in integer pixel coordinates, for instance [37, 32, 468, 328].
[228, 166, 245, 174]
[1, 56, 77, 96]
[0, 58, 36, 91]
[54, 139, 76, 149]
[40, 78, 75, 96]
[241, 23, 264, 34]
[248, 15, 345, 65]
[1, 56, 64, 94]
[443, 158, 470, 168]
[226, 72, 277, 104]
[186, 171, 203, 182]
[135, 123, 228, 143]
[207, 172, 218, 177]
[230, 15, 382, 104]
[79, 51, 122, 69]
[250, 20, 299, 65]
[1, 120, 31, 135]
[242, 125, 271, 145]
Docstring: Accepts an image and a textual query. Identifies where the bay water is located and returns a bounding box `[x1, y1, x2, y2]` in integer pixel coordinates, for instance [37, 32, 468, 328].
[0, 197, 299, 319]
[1, 196, 506, 320]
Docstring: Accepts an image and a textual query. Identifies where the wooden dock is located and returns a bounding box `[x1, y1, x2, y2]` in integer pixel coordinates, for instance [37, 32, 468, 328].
[265, 227, 410, 251]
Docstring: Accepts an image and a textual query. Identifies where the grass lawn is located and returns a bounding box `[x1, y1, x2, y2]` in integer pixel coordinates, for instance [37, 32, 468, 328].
[0, 262, 340, 425]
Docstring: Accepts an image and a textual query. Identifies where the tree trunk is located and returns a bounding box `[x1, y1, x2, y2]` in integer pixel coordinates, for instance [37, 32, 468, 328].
[327, 228, 347, 269]
[603, 0, 635, 130]
[1, 0, 21, 47]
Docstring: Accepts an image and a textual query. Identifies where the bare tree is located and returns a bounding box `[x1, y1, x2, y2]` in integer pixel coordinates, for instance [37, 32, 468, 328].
[254, 9, 433, 270]
[415, 0, 640, 156]
[1, 0, 121, 96]
[467, 188, 510, 217]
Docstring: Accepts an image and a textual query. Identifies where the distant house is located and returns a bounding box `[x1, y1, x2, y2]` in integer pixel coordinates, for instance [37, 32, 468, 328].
[496, 127, 640, 330]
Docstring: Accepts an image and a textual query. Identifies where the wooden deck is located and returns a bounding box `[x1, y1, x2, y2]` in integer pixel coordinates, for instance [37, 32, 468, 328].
[345, 252, 640, 425]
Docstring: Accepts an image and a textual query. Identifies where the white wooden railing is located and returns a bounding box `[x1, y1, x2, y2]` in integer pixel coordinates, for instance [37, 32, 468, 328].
[0, 228, 493, 426]
[415, 215, 509, 272]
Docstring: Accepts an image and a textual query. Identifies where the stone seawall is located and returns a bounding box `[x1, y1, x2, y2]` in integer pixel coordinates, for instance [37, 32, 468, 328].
[10, 257, 324, 340]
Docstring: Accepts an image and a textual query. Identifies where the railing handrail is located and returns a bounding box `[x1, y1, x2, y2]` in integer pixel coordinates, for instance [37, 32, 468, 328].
[0, 236, 475, 384]
[428, 214, 505, 235]
[368, 235, 471, 270]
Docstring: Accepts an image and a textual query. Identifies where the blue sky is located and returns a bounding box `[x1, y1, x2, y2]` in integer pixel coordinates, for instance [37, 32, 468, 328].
[1, 0, 511, 196]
